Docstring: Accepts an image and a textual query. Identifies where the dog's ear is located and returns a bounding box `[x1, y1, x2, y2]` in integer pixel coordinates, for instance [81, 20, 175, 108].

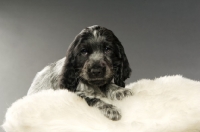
[113, 40, 131, 87]
[59, 42, 79, 92]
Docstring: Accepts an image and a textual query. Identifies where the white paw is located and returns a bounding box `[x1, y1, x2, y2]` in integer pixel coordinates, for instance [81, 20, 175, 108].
[111, 88, 133, 100]
[100, 104, 121, 121]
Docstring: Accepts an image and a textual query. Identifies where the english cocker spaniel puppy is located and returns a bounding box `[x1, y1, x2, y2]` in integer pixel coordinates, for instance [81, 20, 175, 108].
[28, 25, 132, 121]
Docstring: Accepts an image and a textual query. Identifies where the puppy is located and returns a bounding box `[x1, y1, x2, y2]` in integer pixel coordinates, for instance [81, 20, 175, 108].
[28, 25, 132, 121]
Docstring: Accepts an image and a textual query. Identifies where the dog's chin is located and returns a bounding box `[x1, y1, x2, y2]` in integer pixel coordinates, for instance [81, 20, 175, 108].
[88, 80, 106, 86]
[81, 75, 113, 86]
[88, 79, 107, 86]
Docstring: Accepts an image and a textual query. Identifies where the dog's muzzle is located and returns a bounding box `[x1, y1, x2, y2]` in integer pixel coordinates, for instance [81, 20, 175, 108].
[88, 61, 106, 78]
[87, 60, 109, 86]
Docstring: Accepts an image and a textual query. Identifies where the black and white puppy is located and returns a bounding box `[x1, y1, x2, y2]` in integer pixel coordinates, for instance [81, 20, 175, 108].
[28, 25, 132, 121]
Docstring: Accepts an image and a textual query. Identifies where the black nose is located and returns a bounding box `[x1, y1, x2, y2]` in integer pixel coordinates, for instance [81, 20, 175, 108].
[90, 68, 103, 77]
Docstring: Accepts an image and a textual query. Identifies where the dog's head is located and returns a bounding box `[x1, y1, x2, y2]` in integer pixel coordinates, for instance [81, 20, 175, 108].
[59, 25, 131, 91]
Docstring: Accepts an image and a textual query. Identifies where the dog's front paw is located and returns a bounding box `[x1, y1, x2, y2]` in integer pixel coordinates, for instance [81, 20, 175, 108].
[111, 88, 133, 100]
[100, 104, 121, 121]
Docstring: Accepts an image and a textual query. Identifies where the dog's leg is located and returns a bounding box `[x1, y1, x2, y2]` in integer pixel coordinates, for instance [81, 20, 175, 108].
[76, 82, 121, 121]
[105, 83, 133, 100]
[76, 82, 105, 99]
[84, 97, 121, 121]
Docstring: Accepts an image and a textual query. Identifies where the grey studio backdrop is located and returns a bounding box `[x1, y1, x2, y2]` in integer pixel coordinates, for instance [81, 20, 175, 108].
[0, 0, 200, 128]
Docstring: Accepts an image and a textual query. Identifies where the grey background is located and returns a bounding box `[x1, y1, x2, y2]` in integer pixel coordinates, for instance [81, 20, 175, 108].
[0, 0, 200, 128]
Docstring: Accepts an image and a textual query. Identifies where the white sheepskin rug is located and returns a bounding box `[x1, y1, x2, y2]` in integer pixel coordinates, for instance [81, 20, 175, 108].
[2, 75, 200, 132]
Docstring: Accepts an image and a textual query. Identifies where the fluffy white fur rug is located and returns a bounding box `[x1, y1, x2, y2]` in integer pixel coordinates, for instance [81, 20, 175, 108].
[2, 75, 200, 132]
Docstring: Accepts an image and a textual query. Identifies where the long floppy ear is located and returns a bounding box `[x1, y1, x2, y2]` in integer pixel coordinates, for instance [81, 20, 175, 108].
[113, 40, 132, 87]
[59, 41, 79, 92]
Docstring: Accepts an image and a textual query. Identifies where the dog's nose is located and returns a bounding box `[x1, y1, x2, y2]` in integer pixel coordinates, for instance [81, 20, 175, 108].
[90, 68, 103, 77]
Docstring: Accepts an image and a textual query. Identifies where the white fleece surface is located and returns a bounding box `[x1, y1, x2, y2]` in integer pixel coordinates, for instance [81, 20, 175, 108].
[2, 75, 200, 132]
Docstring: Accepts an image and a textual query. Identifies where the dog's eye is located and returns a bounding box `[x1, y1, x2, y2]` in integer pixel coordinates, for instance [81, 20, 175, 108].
[105, 46, 112, 53]
[80, 49, 88, 56]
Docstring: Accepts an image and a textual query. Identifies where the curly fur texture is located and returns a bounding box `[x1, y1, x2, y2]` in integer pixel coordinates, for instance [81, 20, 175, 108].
[3, 75, 200, 132]
[28, 25, 132, 121]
